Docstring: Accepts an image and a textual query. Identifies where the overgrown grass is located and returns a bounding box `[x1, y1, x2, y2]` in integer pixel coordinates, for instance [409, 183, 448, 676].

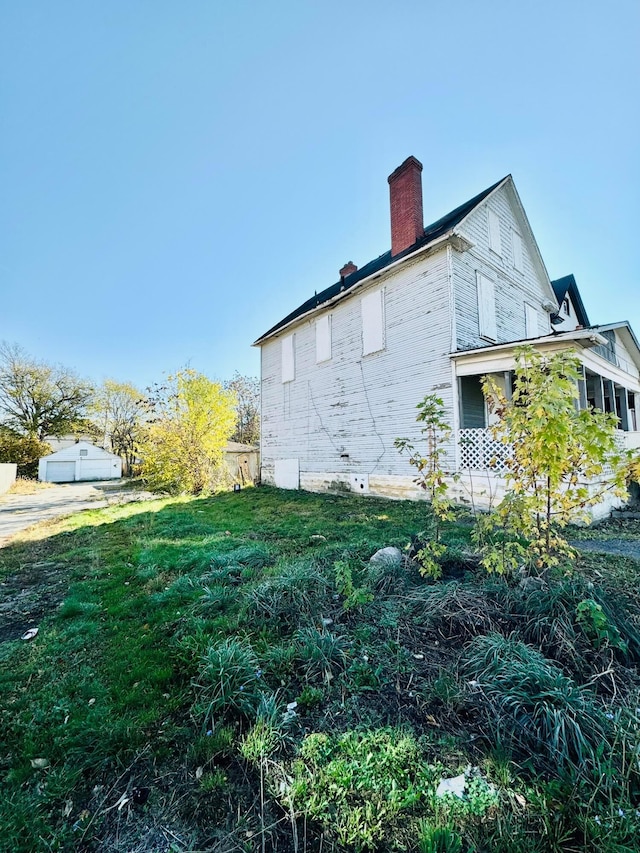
[1, 486, 639, 851]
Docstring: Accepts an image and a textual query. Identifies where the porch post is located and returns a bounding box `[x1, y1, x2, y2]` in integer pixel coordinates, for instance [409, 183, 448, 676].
[593, 375, 605, 411]
[618, 387, 630, 431]
[603, 379, 617, 418]
[577, 365, 588, 410]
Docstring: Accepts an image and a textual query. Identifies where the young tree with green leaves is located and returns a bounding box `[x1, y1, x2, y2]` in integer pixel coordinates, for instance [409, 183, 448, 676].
[139, 369, 236, 494]
[477, 345, 637, 574]
[395, 395, 457, 578]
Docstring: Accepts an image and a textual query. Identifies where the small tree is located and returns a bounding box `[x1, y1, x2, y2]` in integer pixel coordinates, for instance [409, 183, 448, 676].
[224, 373, 260, 445]
[395, 395, 457, 578]
[89, 380, 143, 474]
[0, 342, 93, 440]
[0, 428, 51, 479]
[139, 369, 236, 494]
[477, 345, 636, 574]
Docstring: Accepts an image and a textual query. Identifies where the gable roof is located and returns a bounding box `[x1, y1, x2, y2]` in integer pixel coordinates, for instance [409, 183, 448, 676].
[551, 274, 591, 327]
[254, 176, 508, 345]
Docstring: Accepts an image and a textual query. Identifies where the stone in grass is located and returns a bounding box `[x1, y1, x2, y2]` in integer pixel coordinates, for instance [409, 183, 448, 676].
[369, 547, 403, 569]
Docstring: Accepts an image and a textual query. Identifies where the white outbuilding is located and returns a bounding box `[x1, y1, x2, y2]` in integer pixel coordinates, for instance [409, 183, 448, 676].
[38, 442, 122, 483]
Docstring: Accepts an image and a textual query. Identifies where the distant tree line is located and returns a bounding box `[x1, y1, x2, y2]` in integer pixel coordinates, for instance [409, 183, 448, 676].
[0, 341, 259, 486]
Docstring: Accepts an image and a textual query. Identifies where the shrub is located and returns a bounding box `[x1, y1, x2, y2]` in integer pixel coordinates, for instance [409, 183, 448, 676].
[283, 729, 434, 849]
[294, 627, 348, 681]
[194, 638, 262, 724]
[460, 634, 609, 772]
[246, 562, 328, 627]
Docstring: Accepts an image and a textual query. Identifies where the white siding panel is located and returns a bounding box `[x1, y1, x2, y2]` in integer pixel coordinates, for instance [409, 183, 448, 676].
[477, 274, 497, 341]
[488, 209, 502, 256]
[361, 289, 384, 355]
[315, 314, 332, 363]
[525, 303, 539, 338]
[281, 334, 295, 382]
[512, 230, 523, 273]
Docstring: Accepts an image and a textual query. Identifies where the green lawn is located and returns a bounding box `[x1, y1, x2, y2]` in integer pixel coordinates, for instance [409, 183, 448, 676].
[1, 486, 639, 852]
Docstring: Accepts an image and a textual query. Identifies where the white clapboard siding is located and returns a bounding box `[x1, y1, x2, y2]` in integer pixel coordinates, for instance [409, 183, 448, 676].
[260, 247, 455, 481]
[525, 302, 539, 338]
[281, 334, 295, 382]
[361, 289, 385, 355]
[454, 183, 553, 350]
[477, 274, 497, 341]
[488, 209, 502, 256]
[512, 229, 524, 273]
[315, 314, 332, 363]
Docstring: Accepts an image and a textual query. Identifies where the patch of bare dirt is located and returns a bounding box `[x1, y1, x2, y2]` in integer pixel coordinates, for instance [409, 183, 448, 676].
[0, 557, 69, 643]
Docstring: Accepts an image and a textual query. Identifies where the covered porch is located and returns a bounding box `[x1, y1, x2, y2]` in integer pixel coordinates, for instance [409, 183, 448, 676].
[451, 329, 640, 472]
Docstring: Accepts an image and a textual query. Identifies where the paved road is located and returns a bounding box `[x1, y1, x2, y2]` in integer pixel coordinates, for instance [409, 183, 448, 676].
[0, 481, 154, 546]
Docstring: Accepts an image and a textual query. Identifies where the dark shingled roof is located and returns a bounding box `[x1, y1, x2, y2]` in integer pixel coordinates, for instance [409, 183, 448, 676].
[551, 274, 591, 328]
[255, 176, 508, 343]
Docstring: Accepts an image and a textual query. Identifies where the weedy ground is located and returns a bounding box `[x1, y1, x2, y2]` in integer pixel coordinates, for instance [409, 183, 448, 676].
[1, 486, 640, 852]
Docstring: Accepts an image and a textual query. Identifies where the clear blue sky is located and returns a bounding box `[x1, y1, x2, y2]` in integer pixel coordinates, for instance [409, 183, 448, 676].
[1, 1, 638, 391]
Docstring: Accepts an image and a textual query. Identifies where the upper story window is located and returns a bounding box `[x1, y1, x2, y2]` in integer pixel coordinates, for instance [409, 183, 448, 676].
[79, 449, 88, 457]
[525, 303, 539, 338]
[315, 314, 332, 363]
[476, 273, 497, 342]
[488, 210, 502, 257]
[361, 289, 385, 355]
[562, 297, 570, 317]
[512, 230, 524, 272]
[281, 334, 295, 382]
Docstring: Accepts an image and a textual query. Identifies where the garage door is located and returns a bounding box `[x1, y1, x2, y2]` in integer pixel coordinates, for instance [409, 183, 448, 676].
[78, 460, 117, 481]
[46, 461, 76, 482]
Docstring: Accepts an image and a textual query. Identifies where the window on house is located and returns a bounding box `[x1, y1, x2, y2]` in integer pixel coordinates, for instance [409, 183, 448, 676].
[459, 376, 486, 428]
[315, 314, 332, 363]
[525, 303, 539, 338]
[476, 273, 497, 342]
[488, 210, 502, 256]
[79, 449, 88, 457]
[512, 230, 523, 272]
[562, 297, 570, 316]
[281, 334, 295, 382]
[361, 289, 385, 355]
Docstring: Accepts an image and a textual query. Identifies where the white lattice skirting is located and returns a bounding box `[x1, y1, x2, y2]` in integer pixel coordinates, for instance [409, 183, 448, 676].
[458, 428, 510, 472]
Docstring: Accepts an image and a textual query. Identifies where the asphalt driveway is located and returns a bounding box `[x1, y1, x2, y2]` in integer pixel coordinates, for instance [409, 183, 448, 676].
[0, 481, 154, 547]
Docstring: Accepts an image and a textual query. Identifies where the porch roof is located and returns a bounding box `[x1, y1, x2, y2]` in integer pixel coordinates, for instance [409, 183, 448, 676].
[450, 328, 607, 361]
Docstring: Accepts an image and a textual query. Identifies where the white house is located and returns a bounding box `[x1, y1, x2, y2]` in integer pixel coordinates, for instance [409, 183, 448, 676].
[39, 442, 122, 483]
[254, 157, 640, 510]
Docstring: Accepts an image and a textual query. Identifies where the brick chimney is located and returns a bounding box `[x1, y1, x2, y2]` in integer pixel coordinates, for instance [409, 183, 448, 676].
[388, 156, 424, 257]
[339, 261, 358, 279]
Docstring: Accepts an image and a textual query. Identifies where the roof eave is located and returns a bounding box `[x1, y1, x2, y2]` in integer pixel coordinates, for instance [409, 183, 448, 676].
[252, 230, 461, 346]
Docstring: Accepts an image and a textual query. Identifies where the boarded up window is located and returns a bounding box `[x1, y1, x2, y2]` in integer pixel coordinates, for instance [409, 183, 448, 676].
[488, 210, 502, 256]
[525, 303, 539, 338]
[512, 230, 524, 272]
[315, 314, 332, 363]
[281, 334, 295, 382]
[476, 273, 497, 341]
[362, 289, 385, 355]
